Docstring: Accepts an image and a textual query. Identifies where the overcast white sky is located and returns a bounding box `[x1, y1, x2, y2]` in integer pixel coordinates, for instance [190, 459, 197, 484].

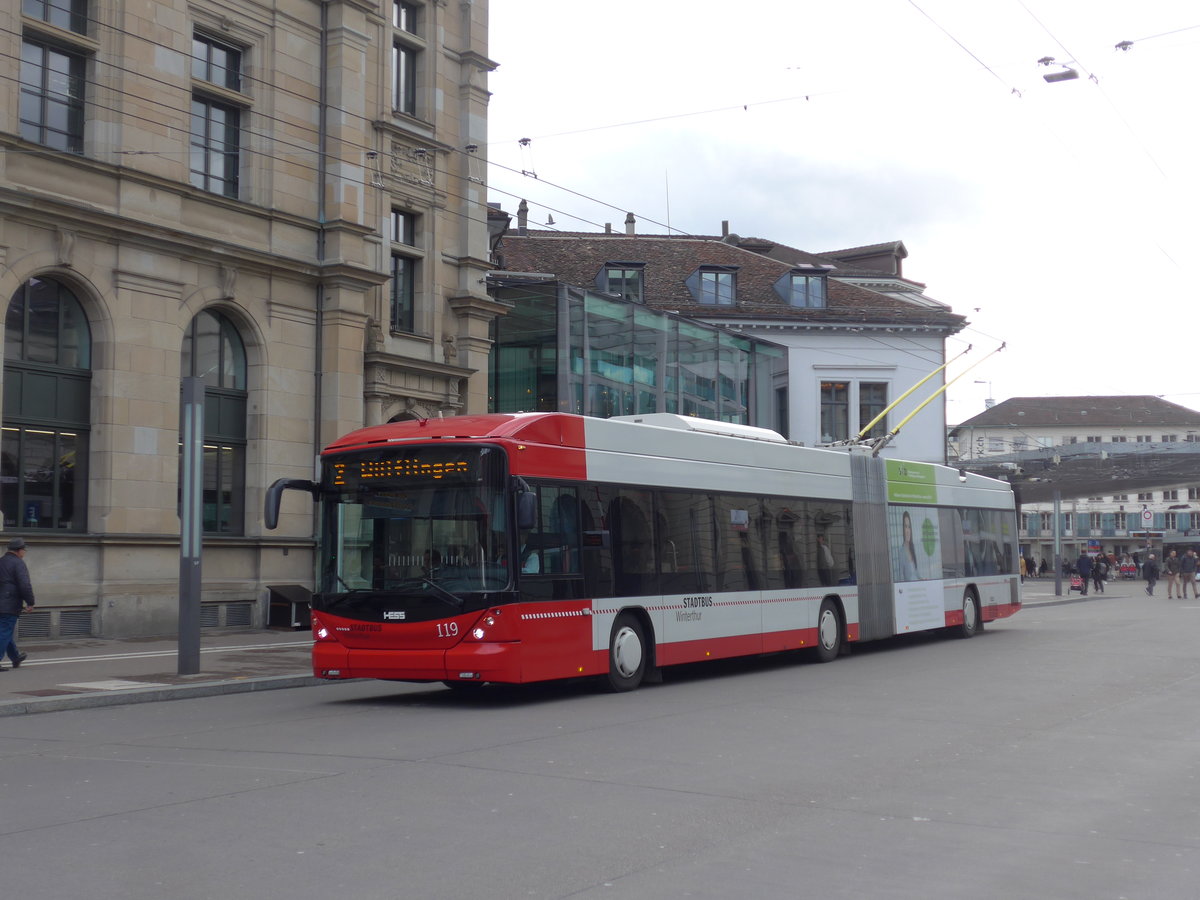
[483, 0, 1200, 424]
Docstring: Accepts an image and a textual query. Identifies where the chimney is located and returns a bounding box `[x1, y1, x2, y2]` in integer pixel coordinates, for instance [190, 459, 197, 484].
[722, 220, 729, 237]
[605, 223, 612, 234]
[625, 212, 636, 235]
[517, 199, 528, 235]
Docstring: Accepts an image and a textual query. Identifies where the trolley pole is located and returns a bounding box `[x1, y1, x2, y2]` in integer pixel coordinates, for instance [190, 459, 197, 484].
[178, 377, 204, 675]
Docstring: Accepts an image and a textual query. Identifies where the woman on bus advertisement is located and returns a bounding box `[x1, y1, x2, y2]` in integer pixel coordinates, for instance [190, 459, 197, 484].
[890, 506, 941, 582]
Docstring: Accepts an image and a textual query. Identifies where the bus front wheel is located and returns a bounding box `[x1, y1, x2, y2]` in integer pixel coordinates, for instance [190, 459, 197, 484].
[956, 590, 981, 639]
[606, 614, 647, 691]
[814, 599, 843, 663]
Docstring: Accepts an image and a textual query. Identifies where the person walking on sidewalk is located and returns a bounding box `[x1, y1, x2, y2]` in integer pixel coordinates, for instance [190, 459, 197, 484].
[0, 537, 35, 671]
[1165, 550, 1181, 599]
[1075, 552, 1093, 596]
[1180, 549, 1199, 599]
[1144, 553, 1161, 597]
[1092, 553, 1108, 594]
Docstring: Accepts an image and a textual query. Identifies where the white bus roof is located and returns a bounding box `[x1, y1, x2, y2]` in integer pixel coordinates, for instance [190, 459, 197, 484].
[608, 414, 789, 444]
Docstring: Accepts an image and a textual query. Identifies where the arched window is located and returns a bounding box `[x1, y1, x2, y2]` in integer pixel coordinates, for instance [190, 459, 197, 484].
[3, 277, 92, 531]
[182, 310, 246, 534]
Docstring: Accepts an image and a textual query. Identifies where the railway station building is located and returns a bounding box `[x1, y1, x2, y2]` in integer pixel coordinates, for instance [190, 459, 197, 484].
[1, 0, 495, 638]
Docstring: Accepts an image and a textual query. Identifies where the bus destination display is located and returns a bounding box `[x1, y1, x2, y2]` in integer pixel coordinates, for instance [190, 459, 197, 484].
[328, 453, 476, 489]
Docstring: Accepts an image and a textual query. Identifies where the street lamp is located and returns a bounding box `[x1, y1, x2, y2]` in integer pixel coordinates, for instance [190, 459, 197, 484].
[974, 380, 995, 409]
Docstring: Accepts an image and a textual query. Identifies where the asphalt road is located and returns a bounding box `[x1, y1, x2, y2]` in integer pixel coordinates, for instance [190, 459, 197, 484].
[5, 591, 1200, 900]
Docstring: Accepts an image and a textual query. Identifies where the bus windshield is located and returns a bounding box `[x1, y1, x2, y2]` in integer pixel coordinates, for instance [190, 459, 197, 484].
[318, 444, 511, 606]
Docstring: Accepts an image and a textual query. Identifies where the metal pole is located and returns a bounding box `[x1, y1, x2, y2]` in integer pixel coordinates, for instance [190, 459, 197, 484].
[178, 377, 204, 675]
[1053, 488, 1063, 597]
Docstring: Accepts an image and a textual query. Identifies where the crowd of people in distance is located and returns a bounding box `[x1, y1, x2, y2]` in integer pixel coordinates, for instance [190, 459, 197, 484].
[1028, 547, 1200, 598]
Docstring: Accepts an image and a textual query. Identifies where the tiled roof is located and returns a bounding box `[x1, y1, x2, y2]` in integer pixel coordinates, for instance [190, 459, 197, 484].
[495, 232, 964, 329]
[956, 396, 1200, 428]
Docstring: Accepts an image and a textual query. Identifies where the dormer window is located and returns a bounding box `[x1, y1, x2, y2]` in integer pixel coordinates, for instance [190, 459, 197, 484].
[687, 266, 737, 305]
[598, 263, 644, 303]
[774, 266, 829, 308]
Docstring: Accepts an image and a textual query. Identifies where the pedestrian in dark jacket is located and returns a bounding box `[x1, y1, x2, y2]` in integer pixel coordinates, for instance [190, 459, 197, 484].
[1144, 553, 1161, 596]
[1075, 552, 1093, 596]
[1180, 549, 1198, 599]
[1092, 554, 1108, 593]
[0, 537, 36, 670]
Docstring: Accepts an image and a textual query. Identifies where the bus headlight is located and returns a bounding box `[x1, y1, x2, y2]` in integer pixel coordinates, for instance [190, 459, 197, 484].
[312, 613, 335, 642]
[464, 609, 516, 642]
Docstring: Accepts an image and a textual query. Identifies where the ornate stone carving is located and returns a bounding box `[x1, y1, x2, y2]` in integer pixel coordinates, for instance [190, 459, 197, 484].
[366, 317, 384, 352]
[55, 228, 75, 267]
[219, 265, 237, 299]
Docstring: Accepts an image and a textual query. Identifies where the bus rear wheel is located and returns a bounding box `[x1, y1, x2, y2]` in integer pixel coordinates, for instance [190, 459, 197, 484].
[956, 590, 981, 639]
[814, 599, 842, 663]
[606, 614, 647, 692]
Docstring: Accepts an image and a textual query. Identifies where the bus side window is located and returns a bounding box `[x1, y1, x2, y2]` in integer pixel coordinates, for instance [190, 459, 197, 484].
[714, 494, 763, 591]
[656, 491, 712, 595]
[763, 499, 805, 590]
[582, 485, 615, 598]
[611, 489, 658, 597]
[547, 491, 581, 574]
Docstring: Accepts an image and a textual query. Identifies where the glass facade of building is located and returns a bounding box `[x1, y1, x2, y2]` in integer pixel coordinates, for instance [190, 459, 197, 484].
[489, 282, 785, 427]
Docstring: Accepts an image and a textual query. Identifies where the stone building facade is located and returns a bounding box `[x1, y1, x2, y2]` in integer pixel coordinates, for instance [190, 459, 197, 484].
[1, 0, 496, 637]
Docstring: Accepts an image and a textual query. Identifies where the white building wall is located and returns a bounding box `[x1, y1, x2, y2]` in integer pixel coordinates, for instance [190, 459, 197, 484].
[749, 331, 949, 463]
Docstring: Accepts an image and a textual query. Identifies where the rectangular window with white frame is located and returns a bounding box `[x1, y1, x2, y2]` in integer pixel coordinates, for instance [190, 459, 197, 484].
[392, 1, 422, 117]
[24, 0, 89, 33]
[389, 209, 421, 333]
[1114, 511, 1126, 531]
[190, 32, 246, 197]
[604, 266, 643, 303]
[695, 269, 735, 305]
[20, 37, 87, 152]
[858, 382, 887, 440]
[820, 381, 848, 443]
[787, 273, 826, 308]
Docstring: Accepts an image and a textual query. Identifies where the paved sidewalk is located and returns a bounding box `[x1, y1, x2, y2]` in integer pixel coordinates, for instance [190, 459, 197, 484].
[0, 628, 320, 717]
[1019, 575, 1147, 604]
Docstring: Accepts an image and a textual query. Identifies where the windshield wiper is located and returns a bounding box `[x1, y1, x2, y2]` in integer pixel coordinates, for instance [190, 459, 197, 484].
[391, 570, 466, 610]
[321, 573, 376, 608]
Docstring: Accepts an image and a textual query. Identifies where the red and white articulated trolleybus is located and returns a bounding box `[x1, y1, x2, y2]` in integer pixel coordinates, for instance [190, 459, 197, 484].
[265, 412, 1020, 692]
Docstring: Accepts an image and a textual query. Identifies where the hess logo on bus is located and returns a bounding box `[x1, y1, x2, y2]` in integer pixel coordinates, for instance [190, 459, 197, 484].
[383, 611, 407, 620]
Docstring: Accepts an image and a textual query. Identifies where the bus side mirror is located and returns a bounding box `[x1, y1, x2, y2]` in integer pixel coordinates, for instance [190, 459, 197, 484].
[264, 478, 318, 529]
[516, 491, 537, 531]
